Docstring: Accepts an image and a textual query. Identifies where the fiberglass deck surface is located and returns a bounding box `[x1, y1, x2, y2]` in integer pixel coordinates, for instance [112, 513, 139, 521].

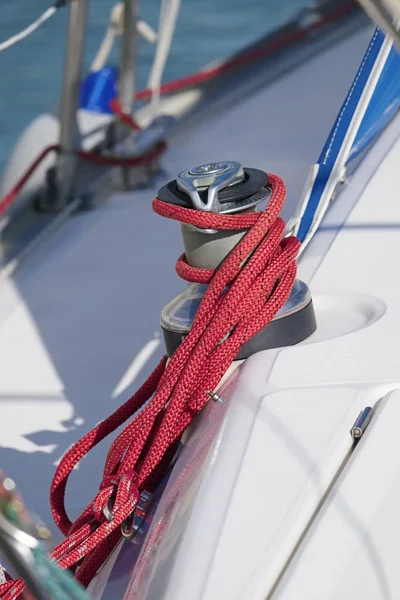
[0, 25, 373, 540]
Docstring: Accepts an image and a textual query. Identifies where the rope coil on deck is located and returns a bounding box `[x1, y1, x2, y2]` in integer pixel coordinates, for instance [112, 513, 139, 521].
[0, 173, 299, 597]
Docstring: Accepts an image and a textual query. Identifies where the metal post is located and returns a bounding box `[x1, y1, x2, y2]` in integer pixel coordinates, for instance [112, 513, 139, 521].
[57, 0, 89, 207]
[119, 0, 138, 115]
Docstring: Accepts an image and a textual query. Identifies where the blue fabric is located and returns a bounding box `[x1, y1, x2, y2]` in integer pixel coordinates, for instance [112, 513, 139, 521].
[349, 45, 400, 161]
[297, 28, 386, 242]
[79, 66, 118, 114]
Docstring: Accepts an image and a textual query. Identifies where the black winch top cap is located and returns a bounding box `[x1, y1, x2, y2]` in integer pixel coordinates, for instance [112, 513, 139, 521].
[157, 167, 269, 209]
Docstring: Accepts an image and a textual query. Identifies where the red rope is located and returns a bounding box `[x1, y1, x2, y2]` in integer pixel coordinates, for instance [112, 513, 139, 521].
[0, 174, 299, 597]
[0, 100, 165, 217]
[0, 145, 61, 217]
[125, 367, 241, 599]
[109, 98, 141, 131]
[0, 3, 355, 592]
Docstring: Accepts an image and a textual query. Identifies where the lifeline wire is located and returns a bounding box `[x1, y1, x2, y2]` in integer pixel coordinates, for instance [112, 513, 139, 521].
[0, 1, 67, 54]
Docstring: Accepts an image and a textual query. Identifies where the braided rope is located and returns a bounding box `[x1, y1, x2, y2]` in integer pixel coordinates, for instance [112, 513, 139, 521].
[0, 173, 299, 597]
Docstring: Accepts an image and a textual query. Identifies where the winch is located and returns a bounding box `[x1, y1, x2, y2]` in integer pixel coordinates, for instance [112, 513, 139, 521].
[158, 161, 317, 359]
[42, 165, 315, 590]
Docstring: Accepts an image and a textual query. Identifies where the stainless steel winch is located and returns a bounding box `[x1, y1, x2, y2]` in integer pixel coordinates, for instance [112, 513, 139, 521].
[159, 161, 317, 359]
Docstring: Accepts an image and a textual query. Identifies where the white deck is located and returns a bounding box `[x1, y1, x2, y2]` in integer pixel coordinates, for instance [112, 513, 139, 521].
[0, 21, 374, 556]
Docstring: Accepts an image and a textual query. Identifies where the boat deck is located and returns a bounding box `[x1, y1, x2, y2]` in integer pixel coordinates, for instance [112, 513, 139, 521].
[0, 23, 373, 539]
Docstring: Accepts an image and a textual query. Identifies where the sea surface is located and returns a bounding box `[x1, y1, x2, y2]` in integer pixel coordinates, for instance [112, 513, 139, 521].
[0, 0, 308, 174]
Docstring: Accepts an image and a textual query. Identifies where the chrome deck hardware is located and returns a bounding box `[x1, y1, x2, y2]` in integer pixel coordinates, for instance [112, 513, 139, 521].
[351, 406, 375, 440]
[121, 490, 153, 540]
[207, 390, 223, 404]
[177, 161, 245, 213]
[159, 161, 317, 360]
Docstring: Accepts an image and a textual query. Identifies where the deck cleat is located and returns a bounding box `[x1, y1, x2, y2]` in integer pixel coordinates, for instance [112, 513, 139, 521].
[159, 161, 317, 359]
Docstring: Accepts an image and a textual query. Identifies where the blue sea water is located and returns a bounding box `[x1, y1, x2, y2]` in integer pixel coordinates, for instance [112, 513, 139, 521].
[0, 0, 307, 174]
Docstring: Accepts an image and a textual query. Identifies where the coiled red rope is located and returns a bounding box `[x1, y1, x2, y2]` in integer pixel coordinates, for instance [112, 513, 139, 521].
[0, 173, 299, 598]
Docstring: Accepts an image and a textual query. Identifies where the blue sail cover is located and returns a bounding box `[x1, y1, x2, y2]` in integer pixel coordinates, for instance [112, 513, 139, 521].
[297, 28, 400, 243]
[350, 42, 400, 160]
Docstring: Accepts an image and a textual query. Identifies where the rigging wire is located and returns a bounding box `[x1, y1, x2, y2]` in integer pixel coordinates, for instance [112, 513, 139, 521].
[0, 0, 67, 54]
